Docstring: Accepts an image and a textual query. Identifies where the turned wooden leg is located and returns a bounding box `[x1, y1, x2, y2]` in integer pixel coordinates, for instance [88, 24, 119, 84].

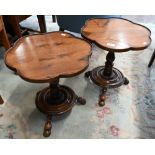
[98, 87, 107, 106]
[124, 77, 129, 85]
[84, 71, 91, 78]
[76, 96, 86, 105]
[43, 115, 52, 137]
[37, 15, 47, 33]
[49, 79, 61, 99]
[97, 52, 114, 106]
[103, 52, 115, 77]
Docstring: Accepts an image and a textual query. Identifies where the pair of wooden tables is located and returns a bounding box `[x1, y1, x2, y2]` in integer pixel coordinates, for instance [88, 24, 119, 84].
[4, 18, 151, 137]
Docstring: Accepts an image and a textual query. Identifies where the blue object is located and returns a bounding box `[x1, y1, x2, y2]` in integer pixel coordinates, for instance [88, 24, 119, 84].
[56, 15, 121, 33]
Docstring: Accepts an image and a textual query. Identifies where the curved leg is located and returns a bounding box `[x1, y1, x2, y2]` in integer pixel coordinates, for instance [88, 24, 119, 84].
[98, 87, 107, 106]
[84, 71, 91, 78]
[76, 96, 86, 105]
[124, 77, 129, 85]
[43, 115, 52, 137]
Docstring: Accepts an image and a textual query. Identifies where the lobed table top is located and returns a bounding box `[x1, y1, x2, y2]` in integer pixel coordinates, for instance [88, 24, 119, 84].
[81, 18, 151, 52]
[5, 31, 92, 83]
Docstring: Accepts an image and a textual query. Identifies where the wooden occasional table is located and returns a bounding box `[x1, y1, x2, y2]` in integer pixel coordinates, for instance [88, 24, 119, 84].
[4, 32, 92, 137]
[81, 18, 151, 106]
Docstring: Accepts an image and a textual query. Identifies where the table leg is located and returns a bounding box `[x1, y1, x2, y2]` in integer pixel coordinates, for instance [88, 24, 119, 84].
[37, 15, 47, 33]
[43, 115, 52, 137]
[124, 77, 129, 85]
[98, 87, 107, 106]
[76, 96, 86, 105]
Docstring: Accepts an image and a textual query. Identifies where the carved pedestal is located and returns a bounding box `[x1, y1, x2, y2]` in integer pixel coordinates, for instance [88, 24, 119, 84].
[35, 79, 85, 137]
[85, 52, 128, 106]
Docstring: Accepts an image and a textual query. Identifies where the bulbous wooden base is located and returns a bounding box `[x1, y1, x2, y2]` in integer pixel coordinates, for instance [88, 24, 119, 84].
[89, 66, 125, 88]
[35, 85, 76, 115]
[85, 66, 129, 106]
[35, 85, 86, 137]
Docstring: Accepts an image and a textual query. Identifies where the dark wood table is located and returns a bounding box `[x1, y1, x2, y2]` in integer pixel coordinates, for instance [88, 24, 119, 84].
[4, 31, 92, 137]
[81, 18, 151, 106]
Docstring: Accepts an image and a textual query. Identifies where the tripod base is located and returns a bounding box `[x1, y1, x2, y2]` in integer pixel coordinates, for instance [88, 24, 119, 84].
[85, 66, 129, 106]
[35, 85, 85, 137]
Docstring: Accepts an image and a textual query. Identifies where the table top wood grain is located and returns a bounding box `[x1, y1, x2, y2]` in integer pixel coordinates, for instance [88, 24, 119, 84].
[5, 32, 92, 83]
[81, 18, 151, 52]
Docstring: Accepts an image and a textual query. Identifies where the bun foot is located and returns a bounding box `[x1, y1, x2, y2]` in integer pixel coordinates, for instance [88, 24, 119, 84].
[76, 97, 86, 105]
[43, 130, 51, 137]
[98, 95, 106, 106]
[98, 100, 105, 106]
[43, 116, 52, 137]
[124, 77, 129, 85]
[98, 88, 107, 106]
[84, 71, 91, 78]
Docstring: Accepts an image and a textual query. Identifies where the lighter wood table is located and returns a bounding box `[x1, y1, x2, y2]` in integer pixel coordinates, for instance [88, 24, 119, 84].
[5, 31, 91, 137]
[81, 18, 151, 106]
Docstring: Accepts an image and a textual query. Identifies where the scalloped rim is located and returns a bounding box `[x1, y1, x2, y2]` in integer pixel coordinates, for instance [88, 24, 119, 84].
[4, 31, 92, 83]
[81, 17, 152, 52]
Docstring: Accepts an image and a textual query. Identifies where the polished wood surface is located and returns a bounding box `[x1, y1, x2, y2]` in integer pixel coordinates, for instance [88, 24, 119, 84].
[0, 16, 10, 49]
[81, 18, 151, 52]
[5, 31, 92, 83]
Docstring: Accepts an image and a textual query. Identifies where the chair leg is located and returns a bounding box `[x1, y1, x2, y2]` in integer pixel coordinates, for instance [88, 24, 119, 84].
[52, 15, 56, 23]
[37, 15, 47, 33]
[9, 16, 22, 38]
[59, 27, 64, 31]
[0, 29, 10, 50]
[148, 49, 155, 67]
[0, 16, 10, 49]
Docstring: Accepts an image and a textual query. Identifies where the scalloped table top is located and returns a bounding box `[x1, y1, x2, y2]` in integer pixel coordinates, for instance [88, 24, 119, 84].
[5, 32, 92, 83]
[81, 18, 151, 52]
